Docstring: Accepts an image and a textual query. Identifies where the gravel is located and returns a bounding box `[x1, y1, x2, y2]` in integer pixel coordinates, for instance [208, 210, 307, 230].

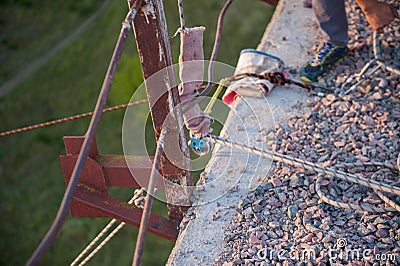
[217, 1, 400, 265]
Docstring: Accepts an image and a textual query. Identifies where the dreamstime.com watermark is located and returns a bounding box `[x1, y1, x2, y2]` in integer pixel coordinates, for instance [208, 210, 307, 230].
[256, 238, 397, 264]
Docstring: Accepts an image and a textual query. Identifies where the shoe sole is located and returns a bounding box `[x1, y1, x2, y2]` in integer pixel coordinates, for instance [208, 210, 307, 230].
[300, 76, 313, 83]
[300, 57, 346, 83]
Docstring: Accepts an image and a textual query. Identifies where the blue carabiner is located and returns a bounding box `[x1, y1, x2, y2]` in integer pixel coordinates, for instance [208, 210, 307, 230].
[188, 134, 212, 156]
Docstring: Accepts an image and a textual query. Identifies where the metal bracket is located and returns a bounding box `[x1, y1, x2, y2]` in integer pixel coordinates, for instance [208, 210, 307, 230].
[59, 136, 178, 241]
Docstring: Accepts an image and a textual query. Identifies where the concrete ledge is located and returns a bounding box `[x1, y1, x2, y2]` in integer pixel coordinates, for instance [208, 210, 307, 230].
[167, 0, 315, 264]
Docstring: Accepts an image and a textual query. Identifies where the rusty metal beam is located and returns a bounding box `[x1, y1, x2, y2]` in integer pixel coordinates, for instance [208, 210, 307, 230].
[28, 5, 143, 264]
[64, 136, 99, 158]
[61, 155, 165, 188]
[61, 136, 165, 188]
[73, 185, 178, 241]
[131, 0, 193, 223]
[259, 0, 279, 6]
[98, 155, 164, 188]
[59, 135, 178, 241]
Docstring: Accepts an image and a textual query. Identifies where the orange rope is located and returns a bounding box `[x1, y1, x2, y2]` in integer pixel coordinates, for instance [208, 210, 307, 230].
[0, 99, 148, 138]
[0, 71, 329, 138]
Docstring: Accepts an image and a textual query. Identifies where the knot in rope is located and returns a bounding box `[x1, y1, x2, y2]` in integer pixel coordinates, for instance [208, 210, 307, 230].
[262, 71, 287, 86]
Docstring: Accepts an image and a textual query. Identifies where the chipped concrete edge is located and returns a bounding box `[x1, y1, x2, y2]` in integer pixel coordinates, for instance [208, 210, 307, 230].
[167, 1, 315, 265]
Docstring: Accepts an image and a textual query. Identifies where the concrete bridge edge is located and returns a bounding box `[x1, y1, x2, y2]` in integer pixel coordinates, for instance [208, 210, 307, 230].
[167, 1, 317, 264]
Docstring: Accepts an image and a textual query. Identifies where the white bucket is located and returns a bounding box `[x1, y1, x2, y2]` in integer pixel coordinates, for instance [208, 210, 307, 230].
[223, 49, 285, 104]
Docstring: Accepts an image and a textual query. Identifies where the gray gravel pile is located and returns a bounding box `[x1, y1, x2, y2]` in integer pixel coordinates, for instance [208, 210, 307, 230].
[217, 1, 400, 265]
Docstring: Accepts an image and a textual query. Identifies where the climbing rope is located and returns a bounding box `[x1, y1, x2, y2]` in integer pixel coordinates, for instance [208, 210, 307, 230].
[177, 0, 186, 31]
[71, 219, 119, 266]
[206, 134, 400, 213]
[200, 0, 234, 97]
[228, 71, 332, 93]
[70, 188, 145, 266]
[316, 163, 400, 213]
[372, 30, 400, 76]
[79, 222, 127, 266]
[2, 72, 307, 139]
[184, 69, 330, 115]
[0, 99, 148, 138]
[200, 70, 330, 99]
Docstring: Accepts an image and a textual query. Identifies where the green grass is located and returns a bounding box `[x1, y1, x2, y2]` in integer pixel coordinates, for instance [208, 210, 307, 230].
[0, 0, 274, 265]
[0, 0, 103, 85]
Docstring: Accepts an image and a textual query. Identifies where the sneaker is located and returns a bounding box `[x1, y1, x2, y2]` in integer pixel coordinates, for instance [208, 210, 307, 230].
[300, 42, 348, 83]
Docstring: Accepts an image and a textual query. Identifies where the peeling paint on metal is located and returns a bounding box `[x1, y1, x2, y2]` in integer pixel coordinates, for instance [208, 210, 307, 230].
[143, 0, 156, 24]
[159, 42, 164, 62]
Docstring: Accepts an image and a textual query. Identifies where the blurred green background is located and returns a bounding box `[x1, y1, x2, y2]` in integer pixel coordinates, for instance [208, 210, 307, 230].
[0, 0, 274, 265]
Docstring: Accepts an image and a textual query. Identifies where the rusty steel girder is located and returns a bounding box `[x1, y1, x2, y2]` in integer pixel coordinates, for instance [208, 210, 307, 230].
[59, 136, 178, 241]
[260, 0, 279, 6]
[131, 0, 193, 223]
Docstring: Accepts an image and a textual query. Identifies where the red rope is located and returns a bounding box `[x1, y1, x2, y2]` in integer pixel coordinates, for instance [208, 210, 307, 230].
[230, 72, 313, 89]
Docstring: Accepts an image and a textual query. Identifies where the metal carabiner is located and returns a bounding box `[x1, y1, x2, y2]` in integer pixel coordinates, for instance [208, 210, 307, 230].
[339, 58, 384, 95]
[188, 134, 213, 156]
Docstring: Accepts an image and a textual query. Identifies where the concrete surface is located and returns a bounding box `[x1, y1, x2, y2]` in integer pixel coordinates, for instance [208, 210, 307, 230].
[167, 0, 316, 264]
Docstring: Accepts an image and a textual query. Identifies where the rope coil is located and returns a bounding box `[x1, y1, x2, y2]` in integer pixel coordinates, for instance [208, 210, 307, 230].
[316, 163, 400, 213]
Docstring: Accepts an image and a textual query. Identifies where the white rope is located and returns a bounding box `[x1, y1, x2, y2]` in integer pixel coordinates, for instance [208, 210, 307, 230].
[78, 222, 127, 266]
[315, 163, 400, 213]
[178, 0, 185, 30]
[70, 188, 146, 266]
[133, 187, 146, 209]
[207, 134, 400, 212]
[70, 220, 118, 266]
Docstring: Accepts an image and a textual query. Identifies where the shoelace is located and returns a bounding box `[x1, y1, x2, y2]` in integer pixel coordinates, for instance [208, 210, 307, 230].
[311, 42, 333, 64]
